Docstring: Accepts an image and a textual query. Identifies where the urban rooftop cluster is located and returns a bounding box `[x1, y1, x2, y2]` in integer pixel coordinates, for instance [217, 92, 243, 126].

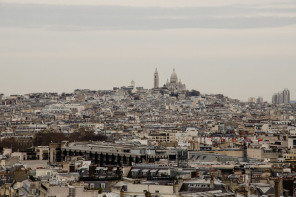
[0, 69, 295, 197]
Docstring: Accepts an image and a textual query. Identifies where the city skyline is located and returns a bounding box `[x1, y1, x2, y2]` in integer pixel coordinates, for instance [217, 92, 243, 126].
[0, 0, 295, 101]
[0, 66, 294, 102]
[1, 1, 296, 195]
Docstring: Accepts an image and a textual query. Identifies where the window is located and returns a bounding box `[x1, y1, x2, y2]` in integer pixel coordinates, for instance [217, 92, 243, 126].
[293, 140, 296, 148]
[69, 187, 75, 197]
[90, 183, 95, 189]
[155, 190, 159, 193]
[101, 183, 105, 189]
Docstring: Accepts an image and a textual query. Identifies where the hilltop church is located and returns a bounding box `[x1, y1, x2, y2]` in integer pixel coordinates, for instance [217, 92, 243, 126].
[153, 68, 186, 93]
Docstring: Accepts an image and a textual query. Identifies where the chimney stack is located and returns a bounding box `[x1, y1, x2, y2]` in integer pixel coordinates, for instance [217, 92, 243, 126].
[274, 178, 283, 197]
[210, 177, 214, 189]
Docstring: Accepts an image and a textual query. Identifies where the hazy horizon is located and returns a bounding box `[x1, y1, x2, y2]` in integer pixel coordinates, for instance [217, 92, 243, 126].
[0, 0, 295, 101]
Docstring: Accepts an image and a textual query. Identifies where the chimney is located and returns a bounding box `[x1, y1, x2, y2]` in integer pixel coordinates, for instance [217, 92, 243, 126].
[275, 178, 283, 197]
[120, 187, 124, 197]
[210, 177, 214, 189]
[69, 164, 75, 172]
[145, 191, 151, 197]
[89, 164, 96, 177]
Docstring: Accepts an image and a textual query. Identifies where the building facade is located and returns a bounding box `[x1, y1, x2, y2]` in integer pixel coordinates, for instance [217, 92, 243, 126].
[272, 89, 290, 104]
[164, 69, 186, 93]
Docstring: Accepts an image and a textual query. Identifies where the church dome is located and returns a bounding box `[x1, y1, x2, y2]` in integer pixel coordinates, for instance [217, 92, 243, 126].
[170, 69, 178, 83]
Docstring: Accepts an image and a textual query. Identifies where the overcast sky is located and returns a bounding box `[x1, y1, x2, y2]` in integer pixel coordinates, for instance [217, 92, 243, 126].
[0, 0, 295, 101]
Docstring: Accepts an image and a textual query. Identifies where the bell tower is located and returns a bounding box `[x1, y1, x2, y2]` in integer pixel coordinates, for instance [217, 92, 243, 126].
[154, 68, 159, 89]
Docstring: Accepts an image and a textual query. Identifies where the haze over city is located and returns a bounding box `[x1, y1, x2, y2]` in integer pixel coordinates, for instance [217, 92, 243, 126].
[0, 0, 296, 101]
[2, 1, 296, 196]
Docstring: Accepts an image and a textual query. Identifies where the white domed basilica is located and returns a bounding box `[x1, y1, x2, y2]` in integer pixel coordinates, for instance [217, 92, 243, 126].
[164, 69, 186, 93]
[153, 68, 186, 93]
